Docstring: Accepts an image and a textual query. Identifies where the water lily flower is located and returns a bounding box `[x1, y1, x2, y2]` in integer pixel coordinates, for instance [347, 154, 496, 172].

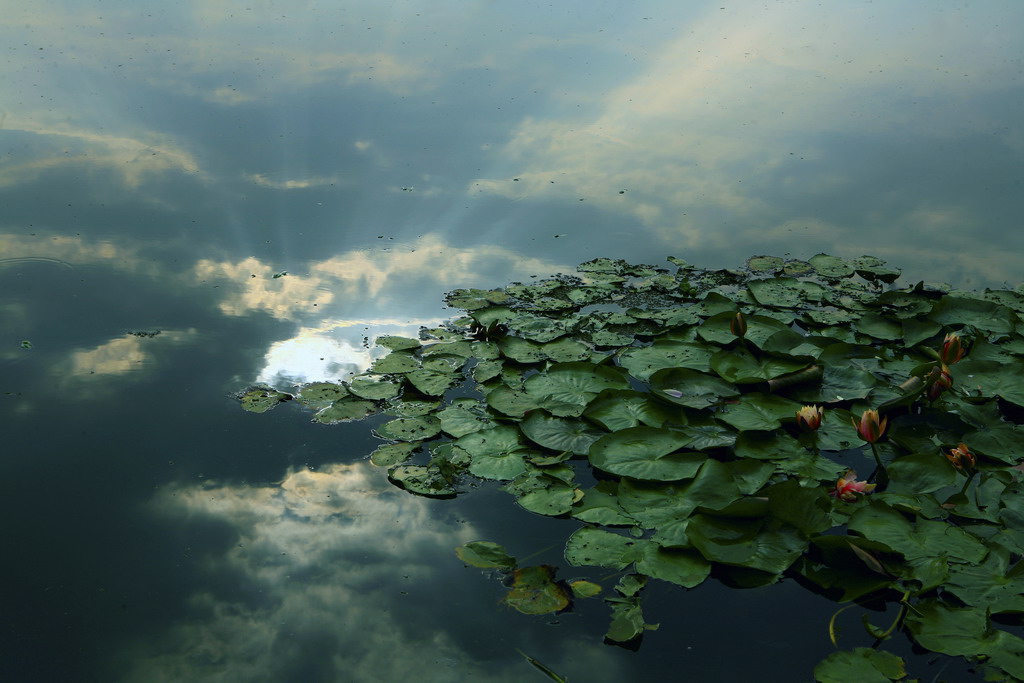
[796, 405, 823, 431]
[852, 409, 888, 443]
[830, 470, 877, 501]
[939, 333, 967, 365]
[946, 443, 976, 470]
[730, 311, 747, 338]
[926, 365, 954, 401]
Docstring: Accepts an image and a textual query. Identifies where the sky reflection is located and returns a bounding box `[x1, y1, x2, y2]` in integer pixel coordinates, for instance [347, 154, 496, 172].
[2, 1, 1022, 680]
[128, 463, 625, 683]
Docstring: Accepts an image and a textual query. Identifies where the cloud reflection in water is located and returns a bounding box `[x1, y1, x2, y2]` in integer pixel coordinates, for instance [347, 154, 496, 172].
[132, 463, 623, 682]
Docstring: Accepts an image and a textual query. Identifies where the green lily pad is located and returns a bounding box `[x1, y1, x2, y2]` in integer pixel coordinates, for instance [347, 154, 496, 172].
[455, 541, 517, 569]
[809, 254, 856, 279]
[524, 362, 631, 417]
[376, 416, 442, 441]
[583, 389, 675, 431]
[370, 351, 419, 374]
[588, 427, 702, 481]
[716, 393, 803, 431]
[438, 404, 494, 438]
[295, 382, 348, 408]
[650, 367, 740, 409]
[618, 341, 714, 381]
[238, 386, 292, 413]
[503, 565, 571, 615]
[376, 335, 422, 351]
[369, 441, 419, 467]
[813, 648, 906, 683]
[387, 465, 457, 498]
[348, 377, 402, 400]
[313, 398, 378, 423]
[521, 412, 606, 455]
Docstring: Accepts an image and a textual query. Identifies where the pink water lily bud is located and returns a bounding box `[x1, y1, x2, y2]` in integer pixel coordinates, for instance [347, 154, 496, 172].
[796, 405, 823, 431]
[730, 311, 747, 338]
[926, 364, 954, 401]
[852, 409, 888, 443]
[939, 333, 967, 365]
[946, 443, 976, 469]
[830, 470, 877, 501]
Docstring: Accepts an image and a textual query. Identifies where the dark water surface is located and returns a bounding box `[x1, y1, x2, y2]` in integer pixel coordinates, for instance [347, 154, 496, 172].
[3, 2, 1023, 681]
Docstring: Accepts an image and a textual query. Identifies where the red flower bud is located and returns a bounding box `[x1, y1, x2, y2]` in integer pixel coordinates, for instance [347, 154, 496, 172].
[796, 405, 823, 431]
[940, 333, 966, 365]
[730, 311, 747, 338]
[926, 365, 954, 401]
[946, 443, 976, 470]
[852, 409, 887, 443]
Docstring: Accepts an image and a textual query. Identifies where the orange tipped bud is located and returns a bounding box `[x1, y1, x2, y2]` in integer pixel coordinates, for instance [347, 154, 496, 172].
[852, 409, 887, 443]
[926, 365, 954, 401]
[730, 311, 747, 338]
[940, 333, 967, 365]
[796, 405, 823, 431]
[946, 443, 976, 470]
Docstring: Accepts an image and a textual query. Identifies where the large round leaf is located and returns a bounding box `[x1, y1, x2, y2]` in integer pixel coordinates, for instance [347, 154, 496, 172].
[375, 416, 441, 441]
[589, 427, 703, 480]
[564, 527, 642, 570]
[387, 465, 456, 498]
[650, 367, 739, 409]
[525, 362, 631, 417]
[503, 566, 571, 615]
[521, 412, 606, 455]
[584, 389, 676, 431]
[710, 348, 808, 384]
[716, 393, 803, 431]
[618, 341, 714, 381]
[950, 360, 1024, 408]
[314, 398, 379, 424]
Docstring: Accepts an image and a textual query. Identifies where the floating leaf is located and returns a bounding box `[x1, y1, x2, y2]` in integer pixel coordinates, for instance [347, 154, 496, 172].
[369, 441, 419, 467]
[813, 648, 906, 683]
[347, 377, 401, 400]
[313, 398, 378, 423]
[456, 541, 517, 569]
[524, 362, 631, 417]
[809, 254, 855, 279]
[387, 465, 457, 498]
[503, 565, 571, 615]
[521, 412, 606, 455]
[569, 580, 602, 598]
[584, 389, 675, 431]
[238, 386, 292, 413]
[295, 382, 349, 408]
[588, 427, 702, 481]
[376, 416, 441, 441]
[716, 393, 803, 431]
[618, 341, 714, 381]
[370, 351, 419, 373]
[376, 335, 421, 351]
[649, 367, 740, 409]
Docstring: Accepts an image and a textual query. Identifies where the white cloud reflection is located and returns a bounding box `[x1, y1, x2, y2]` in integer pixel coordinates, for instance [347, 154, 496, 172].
[195, 233, 569, 322]
[0, 116, 203, 189]
[128, 463, 625, 682]
[471, 2, 1024, 275]
[62, 329, 197, 379]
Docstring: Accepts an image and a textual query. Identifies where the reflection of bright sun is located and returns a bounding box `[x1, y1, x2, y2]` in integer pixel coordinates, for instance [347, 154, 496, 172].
[255, 331, 372, 388]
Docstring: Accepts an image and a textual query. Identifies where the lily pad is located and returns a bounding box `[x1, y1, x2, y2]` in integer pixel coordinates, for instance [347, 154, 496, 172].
[455, 541, 517, 569]
[503, 566, 571, 615]
[588, 427, 702, 480]
[521, 412, 606, 455]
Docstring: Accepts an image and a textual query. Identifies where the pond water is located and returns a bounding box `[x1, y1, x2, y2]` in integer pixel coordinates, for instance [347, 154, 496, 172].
[3, 2, 1023, 681]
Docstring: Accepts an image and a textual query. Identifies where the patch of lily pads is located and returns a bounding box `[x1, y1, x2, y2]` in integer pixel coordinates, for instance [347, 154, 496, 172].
[240, 253, 1024, 682]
